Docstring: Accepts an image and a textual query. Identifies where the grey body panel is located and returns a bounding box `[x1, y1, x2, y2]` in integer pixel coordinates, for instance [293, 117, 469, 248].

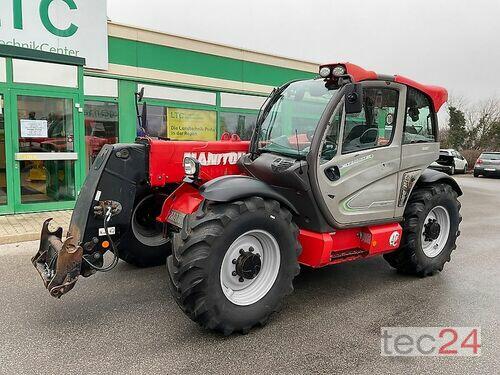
[394, 142, 441, 217]
[313, 82, 414, 225]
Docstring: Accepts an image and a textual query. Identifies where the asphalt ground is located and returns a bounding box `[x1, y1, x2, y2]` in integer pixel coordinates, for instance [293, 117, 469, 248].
[0, 174, 498, 374]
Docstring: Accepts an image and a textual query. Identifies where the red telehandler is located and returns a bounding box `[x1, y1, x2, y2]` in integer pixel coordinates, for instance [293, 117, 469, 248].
[33, 63, 461, 334]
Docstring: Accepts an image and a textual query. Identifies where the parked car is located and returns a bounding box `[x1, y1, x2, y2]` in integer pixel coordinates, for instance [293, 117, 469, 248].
[474, 152, 500, 177]
[430, 149, 468, 175]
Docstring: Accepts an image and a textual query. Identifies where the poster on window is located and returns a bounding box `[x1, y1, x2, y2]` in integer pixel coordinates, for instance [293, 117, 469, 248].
[167, 108, 216, 141]
[20, 119, 48, 138]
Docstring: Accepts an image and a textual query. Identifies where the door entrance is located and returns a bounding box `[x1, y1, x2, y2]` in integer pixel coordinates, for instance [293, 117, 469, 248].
[12, 91, 80, 212]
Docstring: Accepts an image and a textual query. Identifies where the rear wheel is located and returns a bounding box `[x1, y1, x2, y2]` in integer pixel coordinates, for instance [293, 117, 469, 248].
[118, 193, 170, 267]
[167, 197, 301, 335]
[474, 171, 480, 177]
[384, 184, 461, 276]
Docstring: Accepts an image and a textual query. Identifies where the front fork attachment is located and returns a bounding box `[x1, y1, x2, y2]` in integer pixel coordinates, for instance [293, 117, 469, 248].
[31, 219, 84, 298]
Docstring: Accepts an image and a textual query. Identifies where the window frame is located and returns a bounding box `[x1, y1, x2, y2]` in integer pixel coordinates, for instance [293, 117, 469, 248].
[83, 99, 120, 169]
[340, 86, 400, 155]
[402, 87, 438, 144]
[219, 91, 267, 140]
[218, 109, 259, 141]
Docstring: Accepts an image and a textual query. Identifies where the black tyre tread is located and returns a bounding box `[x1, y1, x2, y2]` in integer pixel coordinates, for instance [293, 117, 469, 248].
[384, 183, 461, 277]
[167, 197, 301, 335]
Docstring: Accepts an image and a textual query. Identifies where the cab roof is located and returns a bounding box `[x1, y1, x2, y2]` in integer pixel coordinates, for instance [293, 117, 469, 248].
[319, 62, 448, 112]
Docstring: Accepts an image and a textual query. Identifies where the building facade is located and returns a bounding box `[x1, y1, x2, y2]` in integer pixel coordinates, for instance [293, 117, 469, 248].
[0, 22, 317, 214]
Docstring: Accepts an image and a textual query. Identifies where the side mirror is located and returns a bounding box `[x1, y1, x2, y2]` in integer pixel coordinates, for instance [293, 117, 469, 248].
[344, 83, 363, 114]
[409, 107, 420, 122]
[141, 102, 148, 131]
[135, 88, 148, 134]
[137, 87, 145, 102]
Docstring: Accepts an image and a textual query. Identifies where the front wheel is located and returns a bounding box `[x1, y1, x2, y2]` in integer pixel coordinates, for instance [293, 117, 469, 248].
[167, 197, 301, 335]
[117, 193, 170, 267]
[384, 184, 461, 276]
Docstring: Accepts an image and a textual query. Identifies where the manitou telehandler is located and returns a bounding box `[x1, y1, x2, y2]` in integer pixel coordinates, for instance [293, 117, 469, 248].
[33, 63, 462, 335]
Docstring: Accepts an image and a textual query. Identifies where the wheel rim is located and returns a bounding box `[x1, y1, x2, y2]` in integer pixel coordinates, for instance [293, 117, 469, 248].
[220, 230, 281, 306]
[421, 205, 450, 258]
[131, 195, 168, 247]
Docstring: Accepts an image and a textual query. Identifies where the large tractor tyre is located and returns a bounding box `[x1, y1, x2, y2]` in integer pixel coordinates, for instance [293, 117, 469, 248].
[384, 184, 461, 277]
[167, 197, 301, 335]
[117, 193, 170, 267]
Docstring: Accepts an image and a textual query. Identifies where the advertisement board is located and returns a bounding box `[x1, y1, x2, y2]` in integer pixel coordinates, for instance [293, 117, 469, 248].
[0, 0, 108, 70]
[167, 108, 216, 141]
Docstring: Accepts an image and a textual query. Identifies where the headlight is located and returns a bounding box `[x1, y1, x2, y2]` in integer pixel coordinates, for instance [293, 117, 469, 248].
[332, 65, 346, 77]
[319, 66, 331, 78]
[183, 157, 200, 178]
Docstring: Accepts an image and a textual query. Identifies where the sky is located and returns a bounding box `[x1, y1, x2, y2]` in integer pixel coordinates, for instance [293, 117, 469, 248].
[107, 0, 500, 104]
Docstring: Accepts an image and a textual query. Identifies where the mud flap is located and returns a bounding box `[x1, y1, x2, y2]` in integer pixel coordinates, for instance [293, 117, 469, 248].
[31, 219, 84, 298]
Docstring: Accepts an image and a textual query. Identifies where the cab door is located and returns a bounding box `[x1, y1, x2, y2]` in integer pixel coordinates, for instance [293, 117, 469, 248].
[315, 82, 407, 226]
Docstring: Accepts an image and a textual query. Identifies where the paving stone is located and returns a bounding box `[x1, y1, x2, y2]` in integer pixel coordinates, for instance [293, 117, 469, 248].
[0, 210, 72, 245]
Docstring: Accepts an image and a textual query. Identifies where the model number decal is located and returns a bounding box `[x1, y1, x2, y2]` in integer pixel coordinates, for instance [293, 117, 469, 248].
[340, 154, 374, 171]
[184, 152, 245, 166]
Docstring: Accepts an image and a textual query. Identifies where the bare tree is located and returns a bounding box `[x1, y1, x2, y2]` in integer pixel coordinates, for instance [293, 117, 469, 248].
[444, 96, 500, 151]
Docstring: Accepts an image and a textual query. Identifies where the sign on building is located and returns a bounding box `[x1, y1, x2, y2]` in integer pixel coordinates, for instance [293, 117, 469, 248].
[0, 0, 108, 70]
[167, 108, 217, 141]
[20, 119, 48, 138]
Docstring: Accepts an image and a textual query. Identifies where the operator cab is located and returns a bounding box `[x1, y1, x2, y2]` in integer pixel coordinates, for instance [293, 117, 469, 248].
[239, 63, 447, 231]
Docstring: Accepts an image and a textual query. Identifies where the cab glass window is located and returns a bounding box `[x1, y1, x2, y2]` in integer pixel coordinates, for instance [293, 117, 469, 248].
[403, 88, 436, 143]
[342, 88, 398, 154]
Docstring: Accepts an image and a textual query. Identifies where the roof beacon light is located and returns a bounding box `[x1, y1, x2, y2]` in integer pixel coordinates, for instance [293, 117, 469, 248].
[332, 65, 346, 77]
[319, 66, 331, 78]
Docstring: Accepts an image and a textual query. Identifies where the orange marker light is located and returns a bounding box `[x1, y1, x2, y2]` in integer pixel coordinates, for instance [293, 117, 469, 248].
[101, 241, 110, 249]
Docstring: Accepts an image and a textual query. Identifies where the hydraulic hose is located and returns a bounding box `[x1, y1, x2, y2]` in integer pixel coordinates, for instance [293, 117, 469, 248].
[82, 206, 120, 272]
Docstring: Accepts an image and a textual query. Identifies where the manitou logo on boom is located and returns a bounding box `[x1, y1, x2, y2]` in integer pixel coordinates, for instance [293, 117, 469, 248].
[184, 151, 246, 166]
